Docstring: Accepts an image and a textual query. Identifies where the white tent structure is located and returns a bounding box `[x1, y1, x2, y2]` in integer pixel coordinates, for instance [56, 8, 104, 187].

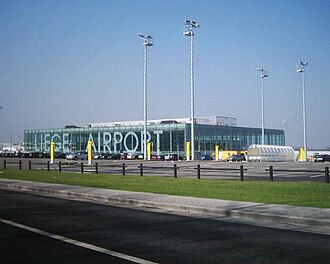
[247, 145, 295, 162]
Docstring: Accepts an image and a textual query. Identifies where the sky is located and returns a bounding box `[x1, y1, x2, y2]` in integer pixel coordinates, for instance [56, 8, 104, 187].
[0, 0, 329, 149]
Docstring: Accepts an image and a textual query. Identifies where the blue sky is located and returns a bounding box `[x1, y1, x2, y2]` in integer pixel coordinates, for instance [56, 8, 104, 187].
[0, 0, 329, 149]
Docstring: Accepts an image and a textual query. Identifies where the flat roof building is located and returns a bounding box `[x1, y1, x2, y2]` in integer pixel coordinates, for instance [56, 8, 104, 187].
[24, 116, 284, 157]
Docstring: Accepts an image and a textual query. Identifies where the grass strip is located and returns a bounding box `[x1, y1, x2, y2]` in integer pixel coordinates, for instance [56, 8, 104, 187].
[1, 170, 329, 208]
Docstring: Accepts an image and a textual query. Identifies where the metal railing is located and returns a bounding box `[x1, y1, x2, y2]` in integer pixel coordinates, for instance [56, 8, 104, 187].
[194, 164, 247, 180]
[265, 165, 329, 183]
[137, 163, 179, 178]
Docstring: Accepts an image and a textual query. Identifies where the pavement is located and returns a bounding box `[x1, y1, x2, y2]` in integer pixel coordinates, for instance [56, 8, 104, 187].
[1, 178, 329, 236]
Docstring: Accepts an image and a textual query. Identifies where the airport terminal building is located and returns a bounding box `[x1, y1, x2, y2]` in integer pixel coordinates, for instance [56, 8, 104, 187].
[24, 116, 285, 156]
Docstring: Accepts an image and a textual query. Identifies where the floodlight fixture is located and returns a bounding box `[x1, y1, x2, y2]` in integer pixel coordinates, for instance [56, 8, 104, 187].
[184, 20, 200, 36]
[137, 32, 154, 160]
[137, 33, 153, 46]
[183, 20, 199, 161]
[282, 120, 287, 127]
[257, 67, 269, 78]
[297, 61, 308, 161]
[297, 61, 308, 73]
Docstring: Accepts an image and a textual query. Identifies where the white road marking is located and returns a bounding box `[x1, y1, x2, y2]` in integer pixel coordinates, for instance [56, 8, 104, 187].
[1, 218, 157, 264]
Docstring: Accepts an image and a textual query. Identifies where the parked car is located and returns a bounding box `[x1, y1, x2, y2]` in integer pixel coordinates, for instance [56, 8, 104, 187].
[126, 153, 142, 160]
[164, 153, 178, 161]
[109, 153, 122, 160]
[200, 155, 213, 161]
[126, 153, 135, 160]
[32, 152, 50, 158]
[65, 152, 88, 160]
[227, 154, 246, 162]
[136, 153, 144, 159]
[99, 153, 112, 159]
[151, 154, 158, 161]
[156, 154, 165, 161]
[314, 154, 330, 162]
[149, 154, 164, 161]
[54, 152, 66, 159]
[92, 152, 101, 159]
[20, 152, 31, 158]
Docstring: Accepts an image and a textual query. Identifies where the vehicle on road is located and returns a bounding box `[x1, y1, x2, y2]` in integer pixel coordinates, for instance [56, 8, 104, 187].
[227, 154, 246, 162]
[314, 154, 330, 162]
[65, 152, 88, 160]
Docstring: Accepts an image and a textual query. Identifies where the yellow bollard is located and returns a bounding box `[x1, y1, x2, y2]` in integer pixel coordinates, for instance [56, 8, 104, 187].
[215, 145, 219, 161]
[50, 141, 55, 164]
[186, 141, 190, 161]
[88, 140, 93, 165]
[147, 142, 151, 160]
[298, 147, 306, 162]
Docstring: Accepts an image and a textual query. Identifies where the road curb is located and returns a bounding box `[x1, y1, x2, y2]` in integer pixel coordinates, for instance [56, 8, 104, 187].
[229, 210, 330, 228]
[0, 183, 231, 216]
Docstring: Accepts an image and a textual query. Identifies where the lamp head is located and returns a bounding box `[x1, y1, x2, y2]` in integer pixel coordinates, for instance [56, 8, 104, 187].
[137, 33, 153, 46]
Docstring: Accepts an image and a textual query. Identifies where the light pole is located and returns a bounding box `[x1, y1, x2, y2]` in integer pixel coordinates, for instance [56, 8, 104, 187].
[257, 68, 269, 145]
[184, 20, 199, 161]
[137, 33, 153, 160]
[297, 61, 308, 161]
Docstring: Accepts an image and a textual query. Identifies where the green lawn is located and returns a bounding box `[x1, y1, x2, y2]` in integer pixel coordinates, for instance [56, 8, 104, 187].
[1, 170, 329, 208]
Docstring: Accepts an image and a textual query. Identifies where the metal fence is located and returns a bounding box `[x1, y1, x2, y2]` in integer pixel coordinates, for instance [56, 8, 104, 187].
[1, 159, 329, 184]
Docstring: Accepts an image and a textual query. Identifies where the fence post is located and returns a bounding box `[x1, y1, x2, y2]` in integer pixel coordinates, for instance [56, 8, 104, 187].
[325, 166, 329, 184]
[174, 164, 177, 178]
[240, 165, 244, 181]
[3, 160, 6, 170]
[59, 161, 62, 172]
[47, 161, 50, 171]
[81, 162, 84, 174]
[140, 163, 143, 176]
[19, 160, 22, 170]
[269, 165, 274, 182]
[29, 160, 32, 171]
[95, 162, 98, 174]
[197, 164, 201, 179]
[122, 163, 126, 176]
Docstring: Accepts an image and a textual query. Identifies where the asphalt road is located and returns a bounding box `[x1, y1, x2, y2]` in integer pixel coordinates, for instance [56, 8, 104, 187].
[1, 189, 329, 263]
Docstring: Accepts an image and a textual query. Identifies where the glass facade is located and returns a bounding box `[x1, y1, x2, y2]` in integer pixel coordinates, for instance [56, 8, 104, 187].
[24, 123, 284, 156]
[194, 125, 284, 154]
